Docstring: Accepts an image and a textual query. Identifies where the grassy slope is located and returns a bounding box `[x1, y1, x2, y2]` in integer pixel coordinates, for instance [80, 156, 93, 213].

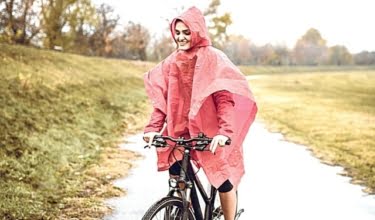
[0, 43, 153, 219]
[244, 67, 375, 193]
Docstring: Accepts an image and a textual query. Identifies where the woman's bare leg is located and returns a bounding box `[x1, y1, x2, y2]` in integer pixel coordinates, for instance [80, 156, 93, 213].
[219, 188, 236, 220]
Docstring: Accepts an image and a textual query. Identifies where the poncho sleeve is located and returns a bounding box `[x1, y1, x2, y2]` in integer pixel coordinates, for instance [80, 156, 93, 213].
[212, 90, 235, 139]
[144, 108, 166, 133]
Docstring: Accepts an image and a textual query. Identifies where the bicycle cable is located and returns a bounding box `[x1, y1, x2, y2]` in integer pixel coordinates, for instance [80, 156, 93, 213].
[168, 143, 202, 178]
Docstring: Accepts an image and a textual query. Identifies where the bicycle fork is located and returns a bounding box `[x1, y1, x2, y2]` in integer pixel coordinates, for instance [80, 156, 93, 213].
[181, 182, 192, 220]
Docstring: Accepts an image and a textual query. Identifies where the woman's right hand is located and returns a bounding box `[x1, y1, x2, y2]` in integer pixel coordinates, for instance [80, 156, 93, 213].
[143, 132, 160, 147]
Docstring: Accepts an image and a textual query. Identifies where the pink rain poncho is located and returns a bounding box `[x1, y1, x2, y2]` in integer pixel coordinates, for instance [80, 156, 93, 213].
[144, 7, 257, 189]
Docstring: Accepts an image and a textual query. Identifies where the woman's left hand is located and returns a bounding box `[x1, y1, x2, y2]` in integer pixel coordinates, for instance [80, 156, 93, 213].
[209, 135, 229, 154]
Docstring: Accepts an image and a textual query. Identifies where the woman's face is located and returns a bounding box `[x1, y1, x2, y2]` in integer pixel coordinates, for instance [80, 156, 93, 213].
[174, 21, 191, 50]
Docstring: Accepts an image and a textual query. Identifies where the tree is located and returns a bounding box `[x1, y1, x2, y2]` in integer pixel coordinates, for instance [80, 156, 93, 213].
[273, 45, 291, 65]
[293, 28, 328, 65]
[204, 0, 232, 49]
[0, 0, 40, 44]
[63, 0, 96, 54]
[40, 0, 78, 49]
[353, 51, 375, 65]
[327, 45, 353, 65]
[149, 34, 175, 61]
[111, 22, 150, 60]
[223, 34, 252, 65]
[88, 3, 119, 57]
[257, 44, 278, 65]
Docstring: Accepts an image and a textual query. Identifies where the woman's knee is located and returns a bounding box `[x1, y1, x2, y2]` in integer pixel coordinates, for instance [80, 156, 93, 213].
[217, 179, 233, 193]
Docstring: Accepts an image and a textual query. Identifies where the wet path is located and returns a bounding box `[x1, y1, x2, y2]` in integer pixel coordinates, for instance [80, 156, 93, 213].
[104, 122, 375, 220]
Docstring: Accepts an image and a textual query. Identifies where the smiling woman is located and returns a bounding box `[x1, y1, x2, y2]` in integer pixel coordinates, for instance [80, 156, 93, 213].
[142, 6, 257, 220]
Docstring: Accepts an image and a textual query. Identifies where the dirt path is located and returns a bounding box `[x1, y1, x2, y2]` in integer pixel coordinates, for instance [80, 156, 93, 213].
[104, 121, 375, 220]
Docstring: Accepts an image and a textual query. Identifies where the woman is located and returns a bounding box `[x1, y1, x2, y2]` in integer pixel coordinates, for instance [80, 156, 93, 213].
[143, 6, 257, 220]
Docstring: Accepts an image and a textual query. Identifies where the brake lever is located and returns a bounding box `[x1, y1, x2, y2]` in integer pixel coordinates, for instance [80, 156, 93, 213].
[194, 143, 212, 151]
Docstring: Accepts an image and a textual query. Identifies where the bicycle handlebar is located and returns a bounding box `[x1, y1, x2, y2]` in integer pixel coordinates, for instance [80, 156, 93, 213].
[146, 133, 231, 151]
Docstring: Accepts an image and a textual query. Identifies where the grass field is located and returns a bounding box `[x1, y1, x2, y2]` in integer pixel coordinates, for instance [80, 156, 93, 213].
[0, 43, 152, 219]
[243, 67, 375, 193]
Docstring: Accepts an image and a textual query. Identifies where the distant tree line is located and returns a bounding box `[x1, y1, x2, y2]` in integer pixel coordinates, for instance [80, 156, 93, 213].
[1, 0, 374, 65]
[224, 28, 375, 66]
[0, 0, 151, 60]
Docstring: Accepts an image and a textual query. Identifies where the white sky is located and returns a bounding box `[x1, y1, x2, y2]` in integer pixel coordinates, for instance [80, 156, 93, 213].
[93, 0, 375, 53]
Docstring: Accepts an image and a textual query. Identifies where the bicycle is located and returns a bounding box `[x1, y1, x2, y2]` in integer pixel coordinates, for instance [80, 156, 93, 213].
[141, 133, 244, 220]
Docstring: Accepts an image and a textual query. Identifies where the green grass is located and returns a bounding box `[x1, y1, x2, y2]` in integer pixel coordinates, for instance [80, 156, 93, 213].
[0, 43, 153, 219]
[245, 67, 375, 193]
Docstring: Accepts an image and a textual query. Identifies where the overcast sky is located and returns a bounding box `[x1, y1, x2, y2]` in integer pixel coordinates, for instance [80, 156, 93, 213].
[93, 0, 375, 53]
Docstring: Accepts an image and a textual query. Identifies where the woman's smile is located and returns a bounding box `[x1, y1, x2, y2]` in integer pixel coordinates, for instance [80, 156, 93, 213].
[175, 21, 192, 50]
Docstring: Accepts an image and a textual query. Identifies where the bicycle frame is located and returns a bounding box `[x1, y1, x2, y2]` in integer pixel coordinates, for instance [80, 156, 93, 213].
[166, 145, 220, 220]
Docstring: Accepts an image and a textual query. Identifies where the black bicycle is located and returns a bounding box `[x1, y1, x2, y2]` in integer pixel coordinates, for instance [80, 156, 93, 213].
[141, 133, 244, 220]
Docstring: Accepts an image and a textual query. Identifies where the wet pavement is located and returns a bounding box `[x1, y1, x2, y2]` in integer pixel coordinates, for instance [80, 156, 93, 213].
[104, 122, 375, 220]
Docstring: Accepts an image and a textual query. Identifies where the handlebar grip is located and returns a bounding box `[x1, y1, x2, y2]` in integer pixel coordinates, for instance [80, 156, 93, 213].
[225, 139, 231, 145]
[151, 135, 167, 147]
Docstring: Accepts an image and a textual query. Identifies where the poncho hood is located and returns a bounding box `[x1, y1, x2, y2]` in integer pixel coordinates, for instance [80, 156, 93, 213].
[170, 6, 212, 49]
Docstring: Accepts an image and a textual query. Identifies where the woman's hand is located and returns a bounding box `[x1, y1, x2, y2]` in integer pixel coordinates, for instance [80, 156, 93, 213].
[209, 135, 229, 154]
[143, 132, 160, 147]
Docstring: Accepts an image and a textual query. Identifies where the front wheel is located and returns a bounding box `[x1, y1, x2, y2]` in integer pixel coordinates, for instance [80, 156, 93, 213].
[142, 196, 196, 220]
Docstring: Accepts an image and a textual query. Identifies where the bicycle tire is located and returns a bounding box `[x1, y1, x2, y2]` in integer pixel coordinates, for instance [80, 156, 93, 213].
[142, 196, 196, 220]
